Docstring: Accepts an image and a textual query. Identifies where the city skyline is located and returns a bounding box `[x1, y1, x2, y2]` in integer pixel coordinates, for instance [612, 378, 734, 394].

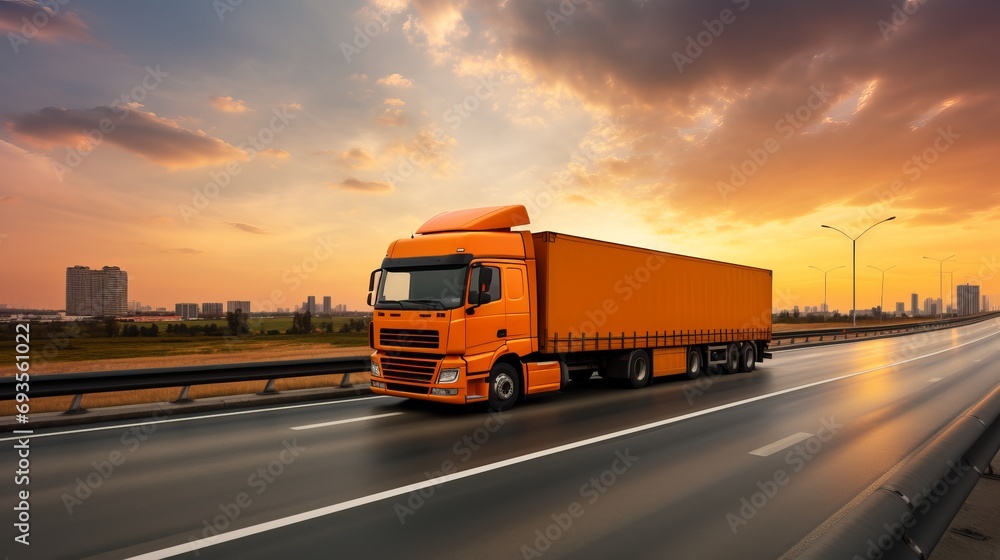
[1, 2, 998, 312]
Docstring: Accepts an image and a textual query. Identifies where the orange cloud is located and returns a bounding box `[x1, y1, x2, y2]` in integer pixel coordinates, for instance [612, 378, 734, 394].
[336, 147, 376, 170]
[210, 95, 252, 113]
[0, 1, 97, 49]
[259, 148, 290, 159]
[7, 105, 247, 169]
[226, 222, 269, 234]
[376, 73, 413, 87]
[330, 177, 393, 193]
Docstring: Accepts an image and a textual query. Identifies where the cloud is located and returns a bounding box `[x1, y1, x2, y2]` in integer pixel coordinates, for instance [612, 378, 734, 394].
[0, 195, 20, 205]
[7, 105, 248, 169]
[432, 0, 1000, 226]
[259, 148, 290, 159]
[376, 73, 414, 87]
[384, 126, 457, 177]
[402, 0, 469, 53]
[0, 0, 97, 48]
[226, 222, 269, 234]
[335, 147, 376, 170]
[330, 177, 393, 193]
[376, 107, 406, 126]
[210, 95, 252, 113]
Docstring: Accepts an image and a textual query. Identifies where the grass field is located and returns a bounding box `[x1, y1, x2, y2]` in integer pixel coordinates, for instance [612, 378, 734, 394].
[0, 332, 368, 367]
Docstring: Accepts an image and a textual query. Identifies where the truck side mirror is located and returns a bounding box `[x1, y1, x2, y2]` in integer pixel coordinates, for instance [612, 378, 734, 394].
[367, 269, 381, 307]
[477, 292, 492, 305]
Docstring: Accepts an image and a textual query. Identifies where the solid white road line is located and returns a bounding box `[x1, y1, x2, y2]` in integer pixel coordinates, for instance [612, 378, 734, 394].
[291, 412, 404, 430]
[749, 432, 814, 457]
[0, 396, 393, 442]
[126, 328, 1000, 560]
[928, 377, 943, 383]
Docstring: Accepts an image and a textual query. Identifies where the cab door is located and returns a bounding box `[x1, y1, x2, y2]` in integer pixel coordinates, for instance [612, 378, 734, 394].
[465, 264, 507, 356]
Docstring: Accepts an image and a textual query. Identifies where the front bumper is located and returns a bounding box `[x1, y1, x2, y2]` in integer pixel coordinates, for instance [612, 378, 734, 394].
[369, 353, 485, 404]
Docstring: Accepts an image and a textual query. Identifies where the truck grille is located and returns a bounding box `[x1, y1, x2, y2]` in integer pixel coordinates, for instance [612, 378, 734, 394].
[380, 355, 439, 384]
[379, 328, 440, 349]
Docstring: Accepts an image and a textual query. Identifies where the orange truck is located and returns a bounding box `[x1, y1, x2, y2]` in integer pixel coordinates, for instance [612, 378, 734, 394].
[367, 205, 772, 410]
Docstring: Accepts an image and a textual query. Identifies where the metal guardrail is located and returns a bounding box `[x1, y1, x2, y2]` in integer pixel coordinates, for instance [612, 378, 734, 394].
[4, 312, 997, 414]
[771, 311, 1000, 346]
[798, 385, 1000, 559]
[1, 356, 371, 414]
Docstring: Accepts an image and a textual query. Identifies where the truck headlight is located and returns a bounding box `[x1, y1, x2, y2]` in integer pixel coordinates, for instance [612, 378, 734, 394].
[370, 362, 381, 377]
[438, 368, 460, 384]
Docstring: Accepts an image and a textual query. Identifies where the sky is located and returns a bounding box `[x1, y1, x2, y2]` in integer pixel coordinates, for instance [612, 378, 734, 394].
[0, 0, 998, 314]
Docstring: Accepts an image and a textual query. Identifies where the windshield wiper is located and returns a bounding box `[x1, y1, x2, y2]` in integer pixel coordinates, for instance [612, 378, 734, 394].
[400, 299, 445, 309]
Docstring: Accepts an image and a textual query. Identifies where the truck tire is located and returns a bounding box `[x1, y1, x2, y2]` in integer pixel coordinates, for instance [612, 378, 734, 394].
[724, 343, 740, 374]
[686, 348, 703, 379]
[488, 362, 521, 411]
[739, 343, 756, 373]
[626, 349, 650, 389]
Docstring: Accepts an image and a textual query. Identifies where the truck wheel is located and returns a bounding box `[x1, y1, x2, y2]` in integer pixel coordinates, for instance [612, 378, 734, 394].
[488, 363, 520, 411]
[739, 343, 756, 373]
[627, 350, 650, 389]
[724, 343, 740, 374]
[686, 348, 703, 379]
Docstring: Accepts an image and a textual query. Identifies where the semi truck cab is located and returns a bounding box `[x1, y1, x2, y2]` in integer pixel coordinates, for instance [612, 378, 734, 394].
[368, 206, 549, 410]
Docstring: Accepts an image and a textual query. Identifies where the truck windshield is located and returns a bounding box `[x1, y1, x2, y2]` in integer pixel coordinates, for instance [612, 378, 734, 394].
[375, 266, 468, 310]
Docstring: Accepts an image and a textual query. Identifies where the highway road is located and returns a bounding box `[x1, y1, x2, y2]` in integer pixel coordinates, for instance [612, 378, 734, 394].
[3, 319, 999, 559]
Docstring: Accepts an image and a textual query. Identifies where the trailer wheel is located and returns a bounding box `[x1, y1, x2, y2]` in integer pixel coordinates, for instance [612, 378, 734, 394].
[488, 362, 521, 411]
[739, 343, 756, 373]
[686, 348, 703, 379]
[626, 349, 651, 389]
[724, 343, 740, 374]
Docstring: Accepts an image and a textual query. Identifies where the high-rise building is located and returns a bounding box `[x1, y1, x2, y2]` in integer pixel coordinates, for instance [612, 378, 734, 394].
[984, 295, 992, 312]
[957, 284, 980, 316]
[895, 302, 905, 316]
[923, 297, 934, 316]
[307, 295, 317, 314]
[175, 303, 199, 319]
[227, 300, 251, 314]
[202, 302, 223, 317]
[66, 265, 128, 316]
[910, 293, 918, 316]
[323, 296, 332, 314]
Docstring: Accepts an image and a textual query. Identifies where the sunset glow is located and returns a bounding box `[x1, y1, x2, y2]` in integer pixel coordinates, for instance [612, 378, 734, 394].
[1, 0, 997, 313]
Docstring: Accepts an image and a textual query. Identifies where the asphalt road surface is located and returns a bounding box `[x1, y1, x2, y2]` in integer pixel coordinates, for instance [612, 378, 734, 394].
[3, 318, 999, 559]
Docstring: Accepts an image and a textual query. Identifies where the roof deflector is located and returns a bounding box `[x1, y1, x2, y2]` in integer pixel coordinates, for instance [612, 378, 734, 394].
[415, 205, 530, 234]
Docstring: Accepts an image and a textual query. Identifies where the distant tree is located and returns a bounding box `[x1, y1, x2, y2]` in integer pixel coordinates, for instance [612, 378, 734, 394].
[338, 322, 351, 333]
[325, 322, 333, 333]
[104, 317, 119, 338]
[226, 310, 251, 336]
[303, 311, 312, 333]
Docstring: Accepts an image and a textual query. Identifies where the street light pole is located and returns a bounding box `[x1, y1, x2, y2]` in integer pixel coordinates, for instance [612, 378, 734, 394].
[809, 265, 844, 315]
[923, 255, 955, 319]
[821, 216, 896, 327]
[867, 265, 895, 323]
